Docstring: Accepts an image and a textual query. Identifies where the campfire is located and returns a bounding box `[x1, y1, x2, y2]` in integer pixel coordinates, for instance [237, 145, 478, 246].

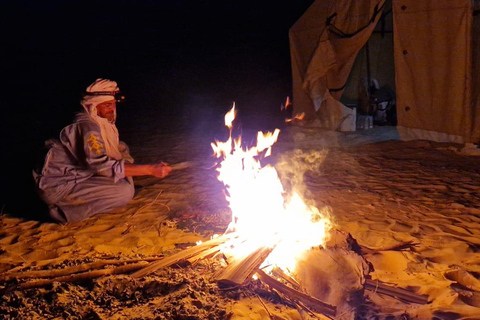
[211, 105, 333, 275]
[0, 105, 430, 319]
[129, 105, 428, 318]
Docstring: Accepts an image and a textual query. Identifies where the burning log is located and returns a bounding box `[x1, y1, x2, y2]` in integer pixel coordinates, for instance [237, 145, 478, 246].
[186, 246, 223, 265]
[271, 267, 303, 292]
[256, 269, 336, 318]
[130, 235, 229, 279]
[215, 246, 273, 287]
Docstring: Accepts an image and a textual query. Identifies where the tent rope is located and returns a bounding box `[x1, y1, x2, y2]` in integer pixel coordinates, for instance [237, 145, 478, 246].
[326, 0, 386, 38]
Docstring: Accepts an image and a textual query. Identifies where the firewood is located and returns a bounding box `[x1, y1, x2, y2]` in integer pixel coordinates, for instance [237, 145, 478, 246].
[187, 246, 222, 264]
[294, 301, 324, 320]
[256, 269, 336, 318]
[271, 267, 303, 292]
[1, 257, 165, 282]
[170, 161, 193, 170]
[365, 279, 429, 305]
[18, 262, 149, 289]
[215, 246, 273, 286]
[130, 235, 229, 279]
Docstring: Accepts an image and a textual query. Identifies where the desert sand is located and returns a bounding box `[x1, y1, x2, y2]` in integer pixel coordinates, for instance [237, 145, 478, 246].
[1, 119, 480, 319]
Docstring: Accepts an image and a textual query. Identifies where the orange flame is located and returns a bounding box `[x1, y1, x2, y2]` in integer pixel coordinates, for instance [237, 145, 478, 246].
[211, 105, 333, 273]
[224, 103, 236, 129]
[285, 112, 305, 123]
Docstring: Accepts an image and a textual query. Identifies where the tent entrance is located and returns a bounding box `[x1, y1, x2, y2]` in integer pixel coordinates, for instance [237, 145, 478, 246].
[290, 0, 480, 144]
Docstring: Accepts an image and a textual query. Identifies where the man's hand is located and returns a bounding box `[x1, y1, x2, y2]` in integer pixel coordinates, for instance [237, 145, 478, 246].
[124, 163, 172, 178]
[149, 163, 172, 178]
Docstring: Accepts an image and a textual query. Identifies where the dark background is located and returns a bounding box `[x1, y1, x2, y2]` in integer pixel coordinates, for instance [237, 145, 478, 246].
[0, 0, 315, 220]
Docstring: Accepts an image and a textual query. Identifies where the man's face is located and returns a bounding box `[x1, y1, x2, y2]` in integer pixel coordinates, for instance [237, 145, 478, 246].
[96, 100, 117, 122]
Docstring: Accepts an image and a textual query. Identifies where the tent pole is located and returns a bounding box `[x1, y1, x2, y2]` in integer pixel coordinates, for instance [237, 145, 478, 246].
[366, 41, 371, 94]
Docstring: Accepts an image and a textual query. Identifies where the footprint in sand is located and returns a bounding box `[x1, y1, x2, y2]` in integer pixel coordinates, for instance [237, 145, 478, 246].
[438, 224, 474, 237]
[446, 269, 480, 307]
[75, 224, 117, 235]
[390, 221, 414, 233]
[37, 231, 73, 244]
[445, 269, 480, 292]
[0, 234, 19, 245]
[418, 223, 440, 234]
[457, 290, 480, 307]
[463, 206, 480, 216]
[20, 248, 62, 261]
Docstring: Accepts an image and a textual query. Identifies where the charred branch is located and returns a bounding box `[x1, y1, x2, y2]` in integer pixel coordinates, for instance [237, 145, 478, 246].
[256, 269, 336, 318]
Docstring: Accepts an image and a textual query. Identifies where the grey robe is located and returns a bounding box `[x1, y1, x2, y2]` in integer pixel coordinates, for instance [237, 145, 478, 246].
[34, 114, 134, 223]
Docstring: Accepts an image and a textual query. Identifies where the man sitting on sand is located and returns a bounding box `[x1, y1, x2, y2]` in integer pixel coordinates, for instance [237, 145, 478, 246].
[33, 78, 171, 223]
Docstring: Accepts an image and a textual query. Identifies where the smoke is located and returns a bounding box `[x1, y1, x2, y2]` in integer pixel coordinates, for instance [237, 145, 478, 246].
[275, 148, 328, 205]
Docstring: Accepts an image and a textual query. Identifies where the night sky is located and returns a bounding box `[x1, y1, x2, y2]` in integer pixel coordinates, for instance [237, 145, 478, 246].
[4, 1, 315, 128]
[1, 0, 315, 218]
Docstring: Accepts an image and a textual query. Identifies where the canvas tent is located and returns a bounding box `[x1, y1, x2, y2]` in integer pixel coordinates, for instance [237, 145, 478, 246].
[290, 0, 480, 144]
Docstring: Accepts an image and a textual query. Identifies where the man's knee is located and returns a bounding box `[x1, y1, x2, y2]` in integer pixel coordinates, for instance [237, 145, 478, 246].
[115, 179, 135, 205]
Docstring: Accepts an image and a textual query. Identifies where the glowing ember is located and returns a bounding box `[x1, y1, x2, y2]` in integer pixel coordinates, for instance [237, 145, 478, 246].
[285, 112, 305, 123]
[211, 105, 333, 274]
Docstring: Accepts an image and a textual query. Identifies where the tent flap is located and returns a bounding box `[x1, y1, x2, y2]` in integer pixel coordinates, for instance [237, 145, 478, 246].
[289, 0, 385, 131]
[394, 0, 474, 143]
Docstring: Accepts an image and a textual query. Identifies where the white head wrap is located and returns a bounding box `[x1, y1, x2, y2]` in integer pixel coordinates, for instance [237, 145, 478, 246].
[81, 78, 120, 120]
[80, 78, 123, 160]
